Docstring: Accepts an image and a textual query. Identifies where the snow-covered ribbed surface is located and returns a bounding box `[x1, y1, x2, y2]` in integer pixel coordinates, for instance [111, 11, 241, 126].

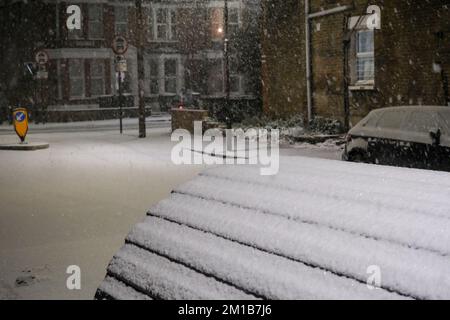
[97, 276, 153, 300]
[96, 157, 450, 300]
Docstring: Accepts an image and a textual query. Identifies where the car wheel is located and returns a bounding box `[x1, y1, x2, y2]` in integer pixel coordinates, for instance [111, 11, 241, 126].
[349, 150, 367, 163]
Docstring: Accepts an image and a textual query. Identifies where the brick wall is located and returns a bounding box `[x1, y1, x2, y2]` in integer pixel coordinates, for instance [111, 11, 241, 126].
[261, 0, 306, 119]
[261, 0, 450, 127]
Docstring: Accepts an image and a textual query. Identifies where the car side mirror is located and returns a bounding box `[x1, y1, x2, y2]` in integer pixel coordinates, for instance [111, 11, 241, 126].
[430, 129, 441, 146]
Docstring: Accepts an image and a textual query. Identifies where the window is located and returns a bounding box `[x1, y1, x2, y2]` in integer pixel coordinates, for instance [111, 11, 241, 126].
[115, 6, 128, 36]
[69, 59, 84, 98]
[149, 58, 159, 95]
[148, 57, 181, 95]
[228, 8, 241, 36]
[210, 7, 240, 40]
[121, 59, 132, 94]
[156, 8, 167, 40]
[147, 7, 154, 40]
[211, 8, 224, 40]
[170, 10, 177, 40]
[356, 30, 374, 83]
[164, 59, 177, 94]
[230, 56, 243, 94]
[90, 60, 105, 96]
[208, 59, 224, 95]
[154, 8, 177, 41]
[88, 5, 104, 39]
[68, 3, 83, 40]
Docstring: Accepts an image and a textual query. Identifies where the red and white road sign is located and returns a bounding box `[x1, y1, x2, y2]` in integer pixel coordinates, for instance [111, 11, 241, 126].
[35, 50, 49, 65]
[112, 36, 129, 55]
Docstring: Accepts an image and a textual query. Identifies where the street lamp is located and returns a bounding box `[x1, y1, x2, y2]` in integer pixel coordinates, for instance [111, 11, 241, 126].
[223, 0, 231, 129]
[135, 0, 146, 138]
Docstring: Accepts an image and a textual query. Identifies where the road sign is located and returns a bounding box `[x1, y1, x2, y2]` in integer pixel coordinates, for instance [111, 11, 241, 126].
[112, 36, 128, 55]
[35, 50, 49, 65]
[115, 55, 127, 72]
[13, 108, 29, 143]
[36, 70, 49, 80]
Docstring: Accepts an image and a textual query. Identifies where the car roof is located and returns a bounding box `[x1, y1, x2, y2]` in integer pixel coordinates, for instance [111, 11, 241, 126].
[372, 106, 450, 113]
[350, 106, 450, 146]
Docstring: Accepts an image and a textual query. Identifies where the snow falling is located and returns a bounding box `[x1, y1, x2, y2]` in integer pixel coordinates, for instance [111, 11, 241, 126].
[0, 0, 450, 301]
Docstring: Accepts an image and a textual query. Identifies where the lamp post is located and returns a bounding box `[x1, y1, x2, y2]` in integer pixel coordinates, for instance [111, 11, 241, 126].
[223, 0, 231, 128]
[136, 0, 146, 138]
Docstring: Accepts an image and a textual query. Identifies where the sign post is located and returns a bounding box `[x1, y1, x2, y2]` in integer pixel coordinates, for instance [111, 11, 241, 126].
[13, 108, 29, 143]
[112, 36, 129, 134]
[35, 50, 49, 124]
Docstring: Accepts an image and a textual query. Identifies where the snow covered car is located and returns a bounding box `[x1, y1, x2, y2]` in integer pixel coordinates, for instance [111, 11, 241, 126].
[342, 106, 450, 170]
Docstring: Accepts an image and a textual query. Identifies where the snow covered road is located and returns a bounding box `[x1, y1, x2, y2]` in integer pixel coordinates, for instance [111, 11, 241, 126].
[0, 128, 205, 299]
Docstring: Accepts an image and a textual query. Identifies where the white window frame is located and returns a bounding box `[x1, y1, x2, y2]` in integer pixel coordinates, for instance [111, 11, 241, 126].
[208, 58, 224, 96]
[149, 57, 160, 96]
[229, 55, 245, 95]
[69, 59, 85, 99]
[90, 59, 105, 97]
[151, 7, 177, 42]
[88, 4, 104, 40]
[207, 55, 245, 97]
[356, 30, 375, 84]
[147, 55, 182, 96]
[228, 7, 242, 35]
[163, 57, 178, 95]
[114, 6, 128, 36]
[348, 15, 375, 90]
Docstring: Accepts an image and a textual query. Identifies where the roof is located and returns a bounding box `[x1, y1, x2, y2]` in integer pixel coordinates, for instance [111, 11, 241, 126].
[96, 157, 450, 300]
[349, 105, 450, 146]
[372, 106, 450, 113]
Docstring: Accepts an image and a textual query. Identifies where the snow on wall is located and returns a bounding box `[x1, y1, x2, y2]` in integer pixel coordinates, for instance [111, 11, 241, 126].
[96, 156, 450, 300]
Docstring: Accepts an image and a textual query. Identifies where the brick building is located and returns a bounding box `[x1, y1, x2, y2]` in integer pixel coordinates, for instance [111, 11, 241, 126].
[261, 0, 450, 129]
[0, 0, 261, 121]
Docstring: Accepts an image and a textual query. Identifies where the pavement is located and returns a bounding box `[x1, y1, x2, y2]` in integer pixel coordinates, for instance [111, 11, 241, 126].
[0, 142, 50, 151]
[0, 114, 171, 135]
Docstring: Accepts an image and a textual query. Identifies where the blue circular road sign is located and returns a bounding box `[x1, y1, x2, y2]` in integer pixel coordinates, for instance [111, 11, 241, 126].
[15, 112, 26, 122]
